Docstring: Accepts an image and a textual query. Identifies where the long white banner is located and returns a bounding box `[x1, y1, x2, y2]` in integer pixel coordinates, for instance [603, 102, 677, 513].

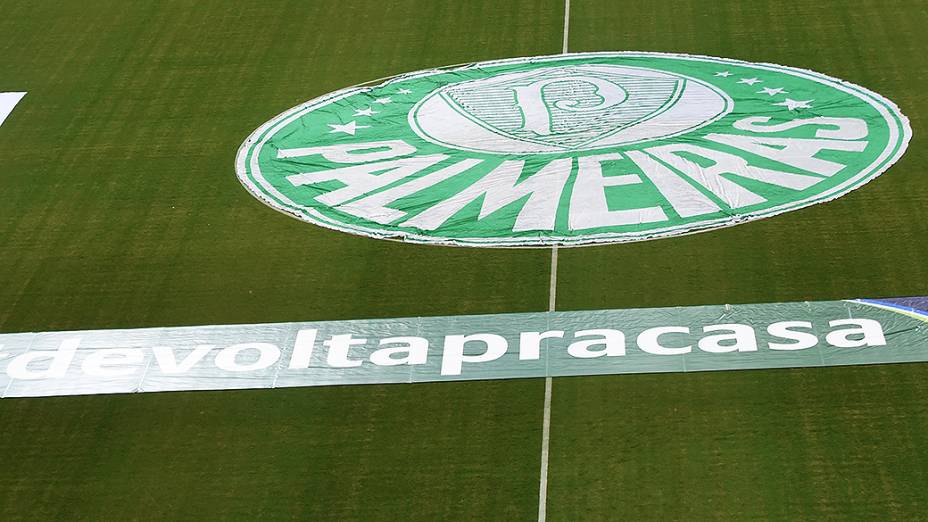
[1, 297, 926, 399]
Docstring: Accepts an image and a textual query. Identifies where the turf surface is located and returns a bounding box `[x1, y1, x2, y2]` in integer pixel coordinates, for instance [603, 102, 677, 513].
[1, 0, 927, 520]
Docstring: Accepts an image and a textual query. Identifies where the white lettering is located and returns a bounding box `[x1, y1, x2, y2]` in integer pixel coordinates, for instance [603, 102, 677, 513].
[626, 150, 721, 218]
[288, 329, 317, 369]
[82, 348, 143, 377]
[767, 321, 818, 350]
[402, 159, 571, 231]
[732, 116, 868, 140]
[324, 335, 367, 368]
[637, 327, 691, 355]
[441, 333, 508, 376]
[705, 133, 866, 177]
[826, 319, 887, 348]
[569, 153, 667, 230]
[6, 338, 79, 380]
[698, 324, 758, 353]
[519, 331, 565, 360]
[645, 144, 821, 208]
[567, 329, 626, 358]
[215, 343, 280, 372]
[153, 345, 213, 374]
[369, 337, 428, 366]
[287, 154, 447, 206]
[338, 159, 483, 224]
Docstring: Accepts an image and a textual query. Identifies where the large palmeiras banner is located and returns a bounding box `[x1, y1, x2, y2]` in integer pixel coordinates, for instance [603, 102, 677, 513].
[1, 297, 926, 399]
[237, 53, 910, 247]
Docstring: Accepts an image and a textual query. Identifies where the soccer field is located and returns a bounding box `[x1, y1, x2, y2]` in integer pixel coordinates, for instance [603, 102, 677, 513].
[1, 0, 927, 519]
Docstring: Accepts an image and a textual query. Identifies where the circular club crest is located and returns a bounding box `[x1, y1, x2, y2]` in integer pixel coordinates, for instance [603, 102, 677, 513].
[236, 52, 911, 247]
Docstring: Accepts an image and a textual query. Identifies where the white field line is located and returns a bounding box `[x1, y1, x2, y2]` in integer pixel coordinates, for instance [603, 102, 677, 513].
[0, 92, 26, 128]
[548, 246, 559, 312]
[561, 0, 571, 54]
[537, 374, 554, 521]
[538, 246, 557, 521]
[539, 4, 570, 520]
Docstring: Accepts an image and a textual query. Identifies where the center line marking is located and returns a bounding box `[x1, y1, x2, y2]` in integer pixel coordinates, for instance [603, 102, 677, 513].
[538, 244, 558, 521]
[561, 0, 571, 55]
[539, 3, 570, 519]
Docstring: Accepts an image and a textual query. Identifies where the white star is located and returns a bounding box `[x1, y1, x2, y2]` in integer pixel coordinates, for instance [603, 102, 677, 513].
[774, 98, 814, 111]
[738, 77, 762, 85]
[374, 97, 392, 104]
[758, 87, 787, 96]
[353, 107, 377, 117]
[715, 71, 732, 77]
[328, 121, 369, 135]
[397, 88, 413, 95]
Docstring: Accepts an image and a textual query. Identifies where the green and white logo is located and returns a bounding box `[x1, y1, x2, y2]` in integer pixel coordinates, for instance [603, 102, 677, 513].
[236, 52, 911, 247]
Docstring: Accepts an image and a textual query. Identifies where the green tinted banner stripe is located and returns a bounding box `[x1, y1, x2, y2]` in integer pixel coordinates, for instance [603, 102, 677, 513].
[1, 297, 926, 399]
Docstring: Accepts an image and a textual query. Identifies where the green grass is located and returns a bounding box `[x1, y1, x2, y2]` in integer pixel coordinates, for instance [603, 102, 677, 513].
[549, 365, 928, 520]
[1, 0, 928, 520]
[0, 382, 543, 520]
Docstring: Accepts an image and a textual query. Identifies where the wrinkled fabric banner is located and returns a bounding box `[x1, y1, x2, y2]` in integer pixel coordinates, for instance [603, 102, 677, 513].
[1, 297, 926, 399]
[237, 53, 911, 247]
